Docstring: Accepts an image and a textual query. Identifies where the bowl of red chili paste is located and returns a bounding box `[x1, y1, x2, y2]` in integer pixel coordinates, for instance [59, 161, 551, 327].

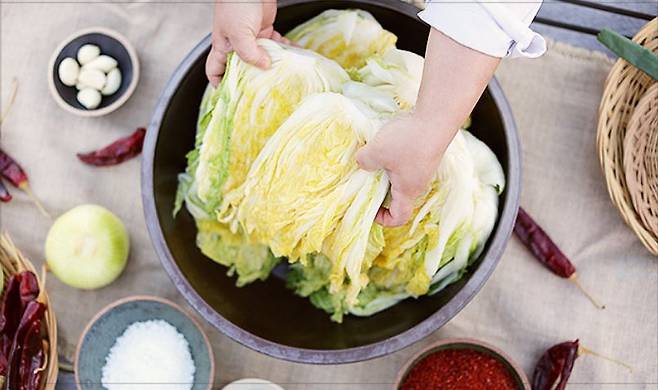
[395, 338, 530, 390]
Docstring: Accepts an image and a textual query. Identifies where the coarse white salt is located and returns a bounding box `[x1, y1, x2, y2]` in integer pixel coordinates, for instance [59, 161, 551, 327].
[101, 319, 196, 390]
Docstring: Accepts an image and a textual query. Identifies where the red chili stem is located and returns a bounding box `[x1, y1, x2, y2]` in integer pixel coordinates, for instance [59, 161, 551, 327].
[77, 127, 146, 167]
[18, 182, 51, 218]
[0, 180, 11, 202]
[515, 207, 604, 309]
[578, 345, 633, 372]
[0, 78, 18, 126]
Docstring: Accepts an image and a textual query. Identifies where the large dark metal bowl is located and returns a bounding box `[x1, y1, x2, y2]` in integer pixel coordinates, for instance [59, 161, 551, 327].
[142, 0, 520, 364]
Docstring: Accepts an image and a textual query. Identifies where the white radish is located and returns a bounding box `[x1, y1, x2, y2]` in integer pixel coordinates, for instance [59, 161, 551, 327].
[77, 88, 102, 109]
[101, 68, 122, 96]
[58, 57, 79, 86]
[78, 68, 106, 90]
[84, 55, 118, 73]
[77, 44, 101, 65]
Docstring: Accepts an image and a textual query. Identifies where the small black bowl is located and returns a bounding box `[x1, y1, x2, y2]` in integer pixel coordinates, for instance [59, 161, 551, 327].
[48, 27, 139, 117]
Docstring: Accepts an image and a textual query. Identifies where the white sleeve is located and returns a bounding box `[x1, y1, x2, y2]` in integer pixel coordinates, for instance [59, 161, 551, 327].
[418, 0, 546, 58]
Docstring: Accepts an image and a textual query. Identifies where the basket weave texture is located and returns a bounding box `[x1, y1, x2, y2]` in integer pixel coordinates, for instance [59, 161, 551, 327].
[624, 84, 658, 236]
[0, 232, 59, 389]
[597, 18, 658, 256]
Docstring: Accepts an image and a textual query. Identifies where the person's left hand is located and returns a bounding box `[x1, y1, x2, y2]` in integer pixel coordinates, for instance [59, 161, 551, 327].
[356, 113, 451, 227]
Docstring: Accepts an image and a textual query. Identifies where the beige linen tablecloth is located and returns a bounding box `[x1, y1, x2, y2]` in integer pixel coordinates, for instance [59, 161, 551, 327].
[1, 3, 656, 389]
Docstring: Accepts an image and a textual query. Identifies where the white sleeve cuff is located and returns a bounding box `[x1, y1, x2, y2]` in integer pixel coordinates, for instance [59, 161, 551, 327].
[418, 0, 546, 58]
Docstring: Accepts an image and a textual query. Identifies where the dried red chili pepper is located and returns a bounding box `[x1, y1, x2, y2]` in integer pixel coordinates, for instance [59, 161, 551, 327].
[532, 339, 632, 390]
[514, 207, 604, 309]
[17, 319, 44, 390]
[77, 127, 146, 166]
[532, 340, 579, 390]
[0, 275, 24, 366]
[0, 272, 40, 378]
[0, 354, 7, 387]
[0, 149, 49, 217]
[0, 180, 11, 202]
[5, 300, 46, 390]
[0, 149, 28, 189]
[18, 272, 39, 310]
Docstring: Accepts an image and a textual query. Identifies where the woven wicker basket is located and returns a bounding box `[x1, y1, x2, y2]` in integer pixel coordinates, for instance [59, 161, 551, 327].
[624, 84, 658, 236]
[0, 232, 58, 389]
[597, 18, 658, 256]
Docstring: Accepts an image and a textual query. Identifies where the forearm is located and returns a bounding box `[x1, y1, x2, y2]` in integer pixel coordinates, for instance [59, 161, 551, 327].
[414, 28, 500, 152]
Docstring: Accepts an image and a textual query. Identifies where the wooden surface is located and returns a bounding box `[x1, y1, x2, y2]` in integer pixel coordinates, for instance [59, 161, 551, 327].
[534, 0, 656, 53]
[53, 1, 656, 389]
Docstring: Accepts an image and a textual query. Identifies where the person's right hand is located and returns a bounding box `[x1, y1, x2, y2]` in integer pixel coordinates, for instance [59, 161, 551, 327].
[206, 0, 289, 87]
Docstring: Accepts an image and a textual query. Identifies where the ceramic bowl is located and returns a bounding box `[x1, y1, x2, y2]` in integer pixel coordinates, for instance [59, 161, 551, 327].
[394, 338, 531, 389]
[142, 0, 520, 364]
[74, 295, 214, 390]
[48, 27, 139, 117]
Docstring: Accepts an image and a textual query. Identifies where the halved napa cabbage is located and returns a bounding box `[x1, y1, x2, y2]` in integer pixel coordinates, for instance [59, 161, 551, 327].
[352, 48, 424, 110]
[286, 130, 505, 320]
[175, 39, 348, 285]
[196, 219, 279, 287]
[189, 39, 349, 217]
[286, 9, 397, 69]
[174, 13, 506, 323]
[225, 92, 389, 305]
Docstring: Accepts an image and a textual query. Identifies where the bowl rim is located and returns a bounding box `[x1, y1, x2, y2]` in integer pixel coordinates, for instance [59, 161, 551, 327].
[47, 26, 140, 117]
[141, 0, 521, 364]
[73, 294, 215, 390]
[392, 337, 531, 389]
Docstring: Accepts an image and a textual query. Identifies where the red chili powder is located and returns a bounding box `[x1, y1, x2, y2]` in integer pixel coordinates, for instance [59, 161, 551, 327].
[401, 348, 519, 390]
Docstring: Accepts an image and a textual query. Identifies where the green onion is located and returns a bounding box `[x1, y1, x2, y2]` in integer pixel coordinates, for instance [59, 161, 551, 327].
[597, 28, 658, 81]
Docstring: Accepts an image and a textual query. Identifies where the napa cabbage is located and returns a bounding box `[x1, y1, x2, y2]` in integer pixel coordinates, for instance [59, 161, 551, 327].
[175, 12, 506, 323]
[175, 39, 348, 284]
[352, 48, 424, 110]
[286, 9, 397, 68]
[286, 130, 505, 320]
[223, 92, 390, 305]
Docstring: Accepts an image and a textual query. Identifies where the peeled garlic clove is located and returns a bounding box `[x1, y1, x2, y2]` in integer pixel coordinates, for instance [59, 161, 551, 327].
[77, 88, 102, 109]
[75, 81, 90, 91]
[84, 55, 118, 73]
[58, 57, 79, 86]
[101, 68, 122, 96]
[78, 68, 106, 90]
[77, 44, 101, 65]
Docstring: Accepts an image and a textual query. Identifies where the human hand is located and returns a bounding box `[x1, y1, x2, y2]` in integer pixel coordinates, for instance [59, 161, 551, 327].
[357, 28, 500, 227]
[206, 0, 289, 86]
[356, 113, 452, 227]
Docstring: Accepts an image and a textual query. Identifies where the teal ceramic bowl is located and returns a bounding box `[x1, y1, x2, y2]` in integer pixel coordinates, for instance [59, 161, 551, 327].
[74, 295, 214, 390]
